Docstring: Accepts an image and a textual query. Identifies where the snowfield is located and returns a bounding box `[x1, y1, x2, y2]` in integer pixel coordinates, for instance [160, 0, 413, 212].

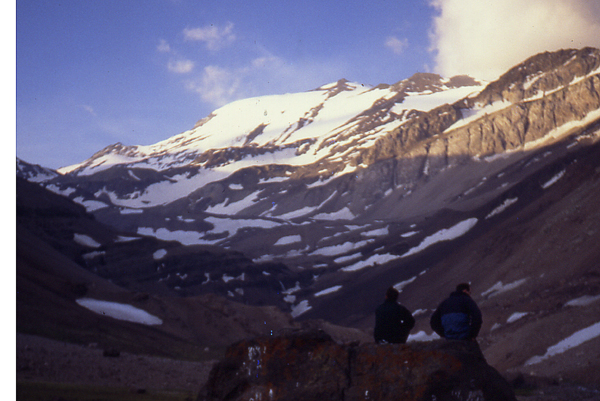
[58, 79, 482, 210]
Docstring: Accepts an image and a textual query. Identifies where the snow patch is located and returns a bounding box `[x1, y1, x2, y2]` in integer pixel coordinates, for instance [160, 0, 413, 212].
[312, 207, 355, 220]
[481, 279, 527, 298]
[524, 107, 600, 151]
[153, 249, 167, 260]
[486, 198, 518, 219]
[82, 251, 104, 260]
[541, 170, 565, 189]
[290, 300, 312, 318]
[282, 282, 302, 295]
[138, 227, 207, 246]
[507, 312, 529, 324]
[361, 227, 389, 237]
[341, 253, 399, 272]
[276, 206, 317, 220]
[274, 235, 302, 246]
[525, 322, 600, 365]
[73, 234, 102, 248]
[565, 295, 600, 307]
[120, 208, 144, 214]
[115, 235, 138, 242]
[314, 285, 342, 297]
[394, 276, 417, 292]
[45, 184, 75, 196]
[402, 218, 478, 258]
[408, 331, 441, 342]
[76, 298, 163, 325]
[73, 197, 109, 212]
[334, 252, 362, 264]
[445, 100, 512, 133]
[206, 190, 261, 215]
[311, 240, 372, 257]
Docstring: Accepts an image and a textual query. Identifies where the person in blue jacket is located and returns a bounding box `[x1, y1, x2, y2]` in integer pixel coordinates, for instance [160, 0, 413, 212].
[430, 283, 482, 341]
[374, 287, 415, 344]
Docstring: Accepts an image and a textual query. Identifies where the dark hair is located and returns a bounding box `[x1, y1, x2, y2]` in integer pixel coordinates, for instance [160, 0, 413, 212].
[456, 283, 471, 293]
[386, 287, 399, 301]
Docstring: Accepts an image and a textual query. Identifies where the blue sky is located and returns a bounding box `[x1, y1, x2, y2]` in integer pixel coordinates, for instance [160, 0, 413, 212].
[16, 0, 600, 169]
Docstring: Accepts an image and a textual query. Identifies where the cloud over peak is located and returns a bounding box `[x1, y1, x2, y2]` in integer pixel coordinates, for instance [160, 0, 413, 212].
[157, 39, 171, 53]
[168, 59, 195, 74]
[183, 22, 236, 51]
[386, 36, 409, 55]
[429, 0, 600, 80]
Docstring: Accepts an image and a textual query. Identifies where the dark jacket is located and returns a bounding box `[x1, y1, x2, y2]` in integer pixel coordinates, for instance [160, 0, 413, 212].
[374, 300, 415, 344]
[430, 291, 482, 340]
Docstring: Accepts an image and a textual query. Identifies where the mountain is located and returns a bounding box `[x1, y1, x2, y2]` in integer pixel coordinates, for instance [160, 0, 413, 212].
[17, 47, 600, 388]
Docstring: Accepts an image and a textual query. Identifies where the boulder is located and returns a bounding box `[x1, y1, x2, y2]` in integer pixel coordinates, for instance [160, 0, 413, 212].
[198, 329, 516, 401]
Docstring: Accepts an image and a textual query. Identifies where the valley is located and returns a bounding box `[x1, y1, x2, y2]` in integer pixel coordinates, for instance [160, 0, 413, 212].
[16, 48, 600, 399]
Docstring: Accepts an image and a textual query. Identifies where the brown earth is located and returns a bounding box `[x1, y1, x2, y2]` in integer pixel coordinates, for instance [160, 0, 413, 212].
[16, 333, 216, 392]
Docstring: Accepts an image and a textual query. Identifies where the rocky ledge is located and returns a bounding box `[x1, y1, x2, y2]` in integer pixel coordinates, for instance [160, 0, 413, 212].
[198, 329, 515, 401]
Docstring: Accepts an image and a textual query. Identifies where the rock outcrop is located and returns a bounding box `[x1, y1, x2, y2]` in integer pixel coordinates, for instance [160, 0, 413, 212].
[363, 48, 600, 176]
[198, 330, 516, 401]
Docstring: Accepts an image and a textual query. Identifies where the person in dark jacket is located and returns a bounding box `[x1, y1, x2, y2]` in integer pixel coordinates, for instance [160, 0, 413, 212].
[430, 283, 482, 341]
[374, 287, 415, 344]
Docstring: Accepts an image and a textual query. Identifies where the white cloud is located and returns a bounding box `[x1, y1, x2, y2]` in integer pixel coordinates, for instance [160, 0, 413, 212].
[183, 22, 236, 51]
[169, 25, 347, 110]
[80, 104, 97, 117]
[157, 39, 171, 53]
[185, 52, 344, 108]
[429, 0, 600, 80]
[186, 65, 241, 107]
[168, 59, 195, 74]
[386, 36, 409, 55]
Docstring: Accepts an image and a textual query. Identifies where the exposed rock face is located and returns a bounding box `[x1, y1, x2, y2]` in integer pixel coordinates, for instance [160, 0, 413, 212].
[363, 48, 600, 178]
[198, 330, 516, 401]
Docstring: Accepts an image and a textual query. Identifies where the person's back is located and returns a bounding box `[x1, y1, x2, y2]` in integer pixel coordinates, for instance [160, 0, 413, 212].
[430, 283, 482, 341]
[374, 287, 415, 344]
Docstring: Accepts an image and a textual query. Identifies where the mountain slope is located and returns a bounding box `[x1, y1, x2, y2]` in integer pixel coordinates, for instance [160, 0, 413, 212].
[19, 48, 599, 304]
[16, 177, 370, 358]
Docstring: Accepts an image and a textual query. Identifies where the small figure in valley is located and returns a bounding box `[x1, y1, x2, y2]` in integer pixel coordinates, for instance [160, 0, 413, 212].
[430, 283, 482, 341]
[374, 287, 415, 344]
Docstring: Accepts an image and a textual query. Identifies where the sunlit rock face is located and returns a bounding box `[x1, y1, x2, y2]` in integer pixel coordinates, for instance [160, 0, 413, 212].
[198, 330, 516, 401]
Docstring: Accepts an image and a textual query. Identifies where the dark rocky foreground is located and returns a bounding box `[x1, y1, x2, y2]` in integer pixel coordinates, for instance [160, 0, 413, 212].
[16, 332, 600, 401]
[199, 329, 515, 401]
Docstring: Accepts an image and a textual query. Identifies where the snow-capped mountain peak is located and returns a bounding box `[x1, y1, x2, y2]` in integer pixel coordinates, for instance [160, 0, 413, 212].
[26, 47, 600, 231]
[58, 74, 482, 182]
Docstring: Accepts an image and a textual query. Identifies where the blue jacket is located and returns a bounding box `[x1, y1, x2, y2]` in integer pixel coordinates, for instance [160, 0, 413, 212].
[374, 300, 415, 344]
[430, 291, 482, 340]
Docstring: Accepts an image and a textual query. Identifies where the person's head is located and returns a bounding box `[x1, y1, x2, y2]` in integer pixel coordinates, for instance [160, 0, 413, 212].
[385, 287, 399, 301]
[456, 283, 471, 295]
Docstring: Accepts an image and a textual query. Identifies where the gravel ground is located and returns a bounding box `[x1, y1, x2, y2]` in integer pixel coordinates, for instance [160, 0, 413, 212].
[16, 333, 217, 392]
[17, 333, 600, 401]
[516, 386, 600, 401]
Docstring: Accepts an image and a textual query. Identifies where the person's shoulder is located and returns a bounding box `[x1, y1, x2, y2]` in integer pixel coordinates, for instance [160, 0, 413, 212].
[376, 301, 389, 311]
[461, 294, 480, 307]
